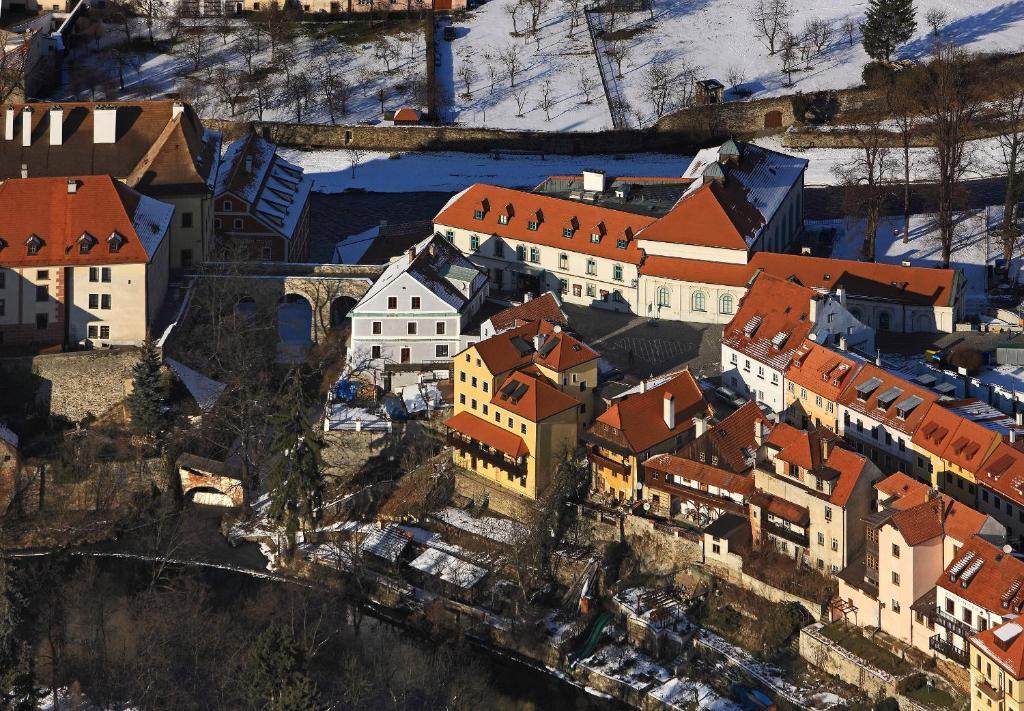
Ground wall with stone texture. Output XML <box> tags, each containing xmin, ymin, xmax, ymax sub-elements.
<box><xmin>622</xmin><ymin>514</ymin><xmax>701</xmax><ymax>577</ymax></box>
<box><xmin>799</xmin><ymin>623</ymin><xmax>898</xmax><ymax>699</ymax></box>
<box><xmin>0</xmin><ymin>347</ymin><xmax>141</xmax><ymax>422</ymax></box>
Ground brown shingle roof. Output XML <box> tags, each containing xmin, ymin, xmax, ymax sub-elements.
<box><xmin>678</xmin><ymin>400</ymin><xmax>767</xmax><ymax>473</ymax></box>
<box><xmin>491</xmin><ymin>370</ymin><xmax>579</xmax><ymax>422</ymax></box>
<box><xmin>786</xmin><ymin>340</ymin><xmax>862</xmax><ymax>402</ymax></box>
<box><xmin>939</xmin><ymin>536</ymin><xmax>1024</xmax><ymax>617</ymax></box>
<box><xmin>487</xmin><ymin>292</ymin><xmax>567</xmax><ymax>332</ymax></box>
<box><xmin>444</xmin><ymin>410</ymin><xmax>529</xmax><ymax>458</ymax></box>
<box><xmin>644</xmin><ymin>453</ymin><xmax>756</xmax><ymax>497</ymax></box>
<box><xmin>721</xmin><ymin>273</ymin><xmax>815</xmax><ymax>370</ymax></box>
<box><xmin>837</xmin><ymin>363</ymin><xmax>937</xmax><ymax>435</ymax></box>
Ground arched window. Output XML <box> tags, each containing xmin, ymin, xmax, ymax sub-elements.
<box><xmin>720</xmin><ymin>293</ymin><xmax>734</xmax><ymax>314</ymax></box>
<box><xmin>692</xmin><ymin>291</ymin><xmax>706</xmax><ymax>312</ymax></box>
<box><xmin>657</xmin><ymin>286</ymin><xmax>670</xmax><ymax>307</ymax></box>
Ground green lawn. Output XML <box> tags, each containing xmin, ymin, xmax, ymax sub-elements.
<box><xmin>904</xmin><ymin>680</ymin><xmax>963</xmax><ymax>709</ymax></box>
<box><xmin>818</xmin><ymin>624</ymin><xmax>912</xmax><ymax>676</ymax></box>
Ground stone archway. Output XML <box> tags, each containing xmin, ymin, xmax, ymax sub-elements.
<box><xmin>330</xmin><ymin>295</ymin><xmax>358</xmax><ymax>330</ymax></box>
<box><xmin>277</xmin><ymin>293</ymin><xmax>314</xmax><ymax>360</ymax></box>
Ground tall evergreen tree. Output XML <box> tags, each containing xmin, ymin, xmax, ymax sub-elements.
<box><xmin>862</xmin><ymin>0</ymin><xmax>917</xmax><ymax>63</ymax></box>
<box><xmin>242</xmin><ymin>625</ymin><xmax>321</xmax><ymax>711</ymax></box>
<box><xmin>0</xmin><ymin>557</ymin><xmax>38</xmax><ymax>710</ymax></box>
<box><xmin>126</xmin><ymin>337</ymin><xmax>167</xmax><ymax>434</ymax></box>
<box><xmin>265</xmin><ymin>373</ymin><xmax>324</xmax><ymax>547</ymax></box>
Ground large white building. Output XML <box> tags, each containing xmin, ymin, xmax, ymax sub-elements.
<box><xmin>347</xmin><ymin>234</ymin><xmax>488</xmax><ymax>382</ymax></box>
<box><xmin>433</xmin><ymin>140</ymin><xmax>963</xmax><ymax>334</ymax></box>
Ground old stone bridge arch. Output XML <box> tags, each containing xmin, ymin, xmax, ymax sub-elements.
<box><xmin>192</xmin><ymin>262</ymin><xmax>384</xmax><ymax>344</ymax></box>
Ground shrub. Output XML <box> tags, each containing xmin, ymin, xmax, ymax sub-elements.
<box><xmin>862</xmin><ymin>61</ymin><xmax>894</xmax><ymax>87</ymax></box>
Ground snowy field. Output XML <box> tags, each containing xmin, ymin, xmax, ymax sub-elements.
<box><xmin>278</xmin><ymin>147</ymin><xmax>690</xmax><ymax>192</ymax></box>
<box><xmin>752</xmin><ymin>134</ymin><xmax>1011</xmax><ymax>185</ymax></box>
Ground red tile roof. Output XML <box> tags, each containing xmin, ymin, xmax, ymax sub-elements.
<box><xmin>487</xmin><ymin>292</ymin><xmax>567</xmax><ymax>332</ymax></box>
<box><xmin>938</xmin><ymin>536</ymin><xmax>1024</xmax><ymax>617</ymax></box>
<box><xmin>765</xmin><ymin>422</ymin><xmax>840</xmax><ymax>470</ymax></box>
<box><xmin>876</xmin><ymin>472</ymin><xmax>931</xmax><ymax>510</ymax></box>
<box><xmin>752</xmin><ymin>491</ymin><xmax>810</xmax><ymax>527</ymax></box>
<box><xmin>588</xmin><ymin>371</ymin><xmax>711</xmax><ymax>453</ymax></box>
<box><xmin>837</xmin><ymin>363</ymin><xmax>937</xmax><ymax>435</ymax></box>
<box><xmin>679</xmin><ymin>400</ymin><xmax>768</xmax><ymax>474</ymax></box>
<box><xmin>979</xmin><ymin>442</ymin><xmax>1024</xmax><ymax>508</ymax></box>
<box><xmin>444</xmin><ymin>410</ymin><xmax>529</xmax><ymax>458</ymax></box>
<box><xmin>721</xmin><ymin>273</ymin><xmax>815</xmax><ymax>370</ymax></box>
<box><xmin>888</xmin><ymin>494</ymin><xmax>989</xmax><ymax>546</ymax></box>
<box><xmin>638</xmin><ymin>255</ymin><xmax>753</xmax><ymax>286</ymax></box>
<box><xmin>634</xmin><ymin>181</ymin><xmax>759</xmax><ymax>251</ymax></box>
<box><xmin>434</xmin><ymin>183</ymin><xmax>652</xmax><ymax>265</ymax></box>
<box><xmin>825</xmin><ymin>446</ymin><xmax>871</xmax><ymax>508</ymax></box>
<box><xmin>786</xmin><ymin>340</ymin><xmax>862</xmax><ymax>402</ymax></box>
<box><xmin>912</xmin><ymin>404</ymin><xmax>1000</xmax><ymax>475</ymax></box>
<box><xmin>469</xmin><ymin>320</ymin><xmax>597</xmax><ymax>376</ymax></box>
<box><xmin>491</xmin><ymin>370</ymin><xmax>579</xmax><ymax>422</ymax></box>
<box><xmin>749</xmin><ymin>252</ymin><xmax>959</xmax><ymax>308</ymax></box>
<box><xmin>973</xmin><ymin>619</ymin><xmax>1024</xmax><ymax>679</ymax></box>
<box><xmin>644</xmin><ymin>453</ymin><xmax>756</xmax><ymax>497</ymax></box>
<box><xmin>393</xmin><ymin>107</ymin><xmax>421</xmax><ymax>122</ymax></box>
<box><xmin>0</xmin><ymin>175</ymin><xmax>165</xmax><ymax>267</ymax></box>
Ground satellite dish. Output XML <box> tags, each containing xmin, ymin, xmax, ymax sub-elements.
<box><xmin>643</xmin><ymin>502</ymin><xmax>651</xmax><ymax>511</ymax></box>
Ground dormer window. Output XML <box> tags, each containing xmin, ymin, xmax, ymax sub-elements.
<box><xmin>527</xmin><ymin>220</ymin><xmax>539</xmax><ymax>231</ymax></box>
<box><xmin>25</xmin><ymin>235</ymin><xmax>42</xmax><ymax>255</ymax></box>
<box><xmin>78</xmin><ymin>232</ymin><xmax>97</xmax><ymax>254</ymax></box>
<box><xmin>0</xmin><ymin>237</ymin><xmax>7</xmax><ymax>251</ymax></box>
<box><xmin>474</xmin><ymin>209</ymin><xmax>485</xmax><ymax>220</ymax></box>
<box><xmin>590</xmin><ymin>233</ymin><xmax>601</xmax><ymax>244</ymax></box>
<box><xmin>616</xmin><ymin>239</ymin><xmax>627</xmax><ymax>249</ymax></box>
<box><xmin>108</xmin><ymin>232</ymin><xmax>126</xmax><ymax>253</ymax></box>
<box><xmin>562</xmin><ymin>227</ymin><xmax>573</xmax><ymax>238</ymax></box>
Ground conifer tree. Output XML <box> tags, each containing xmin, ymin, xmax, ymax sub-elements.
<box><xmin>265</xmin><ymin>373</ymin><xmax>324</xmax><ymax>547</ymax></box>
<box><xmin>0</xmin><ymin>557</ymin><xmax>38</xmax><ymax>710</ymax></box>
<box><xmin>862</xmin><ymin>0</ymin><xmax>917</xmax><ymax>63</ymax></box>
<box><xmin>126</xmin><ymin>337</ymin><xmax>166</xmax><ymax>434</ymax></box>
<box><xmin>242</xmin><ymin>625</ymin><xmax>322</xmax><ymax>711</ymax></box>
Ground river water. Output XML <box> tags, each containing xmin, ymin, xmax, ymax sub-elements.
<box><xmin>18</xmin><ymin>505</ymin><xmax>623</xmax><ymax>711</ymax></box>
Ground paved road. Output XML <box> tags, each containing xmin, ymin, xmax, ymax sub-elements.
<box><xmin>805</xmin><ymin>175</ymin><xmax>1008</xmax><ymax>221</ymax></box>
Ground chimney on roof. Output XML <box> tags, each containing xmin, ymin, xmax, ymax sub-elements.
<box><xmin>93</xmin><ymin>105</ymin><xmax>117</xmax><ymax>144</ymax></box>
<box><xmin>49</xmin><ymin>105</ymin><xmax>63</xmax><ymax>146</ymax></box>
<box><xmin>4</xmin><ymin>106</ymin><xmax>14</xmax><ymax>141</ymax></box>
<box><xmin>640</xmin><ymin>379</ymin><xmax>647</xmax><ymax>393</ymax></box>
<box><xmin>582</xmin><ymin>169</ymin><xmax>606</xmax><ymax>193</ymax></box>
<box><xmin>172</xmin><ymin>101</ymin><xmax>185</xmax><ymax>119</ymax></box>
<box><xmin>876</xmin><ymin>349</ymin><xmax>882</xmax><ymax>367</ymax></box>
<box><xmin>1011</xmin><ymin>429</ymin><xmax>1017</xmax><ymax>445</ymax></box>
<box><xmin>19</xmin><ymin>163</ymin><xmax>27</xmax><ymax>179</ymax></box>
<box><xmin>405</xmin><ymin>246</ymin><xmax>415</xmax><ymax>262</ymax></box>
<box><xmin>821</xmin><ymin>434</ymin><xmax>832</xmax><ymax>462</ymax></box>
<box><xmin>839</xmin><ymin>334</ymin><xmax>848</xmax><ymax>351</ymax></box>
<box><xmin>1016</xmin><ymin>408</ymin><xmax>1023</xmax><ymax>427</ymax></box>
<box><xmin>754</xmin><ymin>420</ymin><xmax>766</xmax><ymax>448</ymax></box>
<box><xmin>533</xmin><ymin>334</ymin><xmax>543</xmax><ymax>352</ymax></box>
<box><xmin>20</xmin><ymin>107</ymin><xmax>32</xmax><ymax>148</ymax></box>
<box><xmin>67</xmin><ymin>179</ymin><xmax>77</xmax><ymax>194</ymax></box>
<box><xmin>523</xmin><ymin>292</ymin><xmax>532</xmax><ymax>303</ymax></box>
<box><xmin>553</xmin><ymin>324</ymin><xmax>562</xmax><ymax>333</ymax></box>
<box><xmin>692</xmin><ymin>412</ymin><xmax>706</xmax><ymax>437</ymax></box>
<box><xmin>663</xmin><ymin>393</ymin><xmax>676</xmax><ymax>430</ymax></box>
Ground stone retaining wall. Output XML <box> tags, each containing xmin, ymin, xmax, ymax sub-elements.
<box><xmin>707</xmin><ymin>561</ymin><xmax>825</xmax><ymax>622</ymax></box>
<box><xmin>0</xmin><ymin>347</ymin><xmax>142</xmax><ymax>423</ymax></box>
<box><xmin>799</xmin><ymin>623</ymin><xmax>898</xmax><ymax>699</ymax></box>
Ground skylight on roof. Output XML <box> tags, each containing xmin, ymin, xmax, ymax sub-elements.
<box><xmin>895</xmin><ymin>395</ymin><xmax>924</xmax><ymax>419</ymax></box>
<box><xmin>856</xmin><ymin>377</ymin><xmax>883</xmax><ymax>400</ymax></box>
<box><xmin>743</xmin><ymin>315</ymin><xmax>762</xmax><ymax>337</ymax></box>
<box><xmin>875</xmin><ymin>387</ymin><xmax>904</xmax><ymax>409</ymax></box>
<box><xmin>770</xmin><ymin>331</ymin><xmax>788</xmax><ymax>349</ymax></box>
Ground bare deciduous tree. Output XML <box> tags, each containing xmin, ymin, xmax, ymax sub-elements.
<box><xmin>576</xmin><ymin>62</ymin><xmax>598</xmax><ymax>104</ymax></box>
<box><xmin>504</xmin><ymin>0</ymin><xmax>523</xmax><ymax>34</ymax></box>
<box><xmin>886</xmin><ymin>75</ymin><xmax>916</xmax><ymax>244</ymax></box>
<box><xmin>925</xmin><ymin>8</ymin><xmax>949</xmax><ymax>36</ymax></box>
<box><xmin>995</xmin><ymin>78</ymin><xmax>1024</xmax><ymax>267</ymax></box>
<box><xmin>176</xmin><ymin>28</ymin><xmax>206</xmax><ymax>74</ymax></box>
<box><xmin>750</xmin><ymin>0</ymin><xmax>793</xmax><ymax>55</ymax></box>
<box><xmin>726</xmin><ymin>65</ymin><xmax>746</xmax><ymax>93</ymax></box>
<box><xmin>841</xmin><ymin>16</ymin><xmax>857</xmax><ymax>46</ymax></box>
<box><xmin>915</xmin><ymin>44</ymin><xmax>981</xmax><ymax>267</ymax></box>
<box><xmin>318</xmin><ymin>59</ymin><xmax>352</xmax><ymax>123</ymax></box>
<box><xmin>499</xmin><ymin>42</ymin><xmax>524</xmax><ymax>86</ymax></box>
<box><xmin>511</xmin><ymin>86</ymin><xmax>530</xmax><ymax>116</ymax></box>
<box><xmin>374</xmin><ymin>36</ymin><xmax>400</xmax><ymax>73</ymax></box>
<box><xmin>606</xmin><ymin>41</ymin><xmax>629</xmax><ymax>78</ymax></box>
<box><xmin>834</xmin><ymin>122</ymin><xmax>897</xmax><ymax>260</ymax></box>
<box><xmin>538</xmin><ymin>79</ymin><xmax>555</xmax><ymax>120</ymax></box>
<box><xmin>642</xmin><ymin>60</ymin><xmax>671</xmax><ymax>118</ymax></box>
<box><xmin>779</xmin><ymin>30</ymin><xmax>799</xmax><ymax>85</ymax></box>
<box><xmin>802</xmin><ymin>17</ymin><xmax>834</xmax><ymax>57</ymax></box>
<box><xmin>563</xmin><ymin>0</ymin><xmax>584</xmax><ymax>36</ymax></box>
<box><xmin>523</xmin><ymin>0</ymin><xmax>545</xmax><ymax>35</ymax></box>
<box><xmin>210</xmin><ymin>65</ymin><xmax>247</xmax><ymax>117</ymax></box>
<box><xmin>458</xmin><ymin>62</ymin><xmax>476</xmax><ymax>98</ymax></box>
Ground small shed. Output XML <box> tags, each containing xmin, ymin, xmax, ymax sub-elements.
<box><xmin>695</xmin><ymin>79</ymin><xmax>725</xmax><ymax>105</ymax></box>
<box><xmin>392</xmin><ymin>107</ymin><xmax>422</xmax><ymax>126</ymax></box>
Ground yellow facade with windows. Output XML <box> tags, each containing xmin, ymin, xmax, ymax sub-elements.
<box><xmin>969</xmin><ymin>638</ymin><xmax>1024</xmax><ymax>710</ymax></box>
<box><xmin>784</xmin><ymin>381</ymin><xmax>841</xmax><ymax>433</ymax></box>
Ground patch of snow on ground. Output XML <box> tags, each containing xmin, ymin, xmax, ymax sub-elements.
<box><xmin>650</xmin><ymin>678</ymin><xmax>739</xmax><ymax>711</ymax></box>
<box><xmin>278</xmin><ymin>148</ymin><xmax>689</xmax><ymax>193</ymax></box>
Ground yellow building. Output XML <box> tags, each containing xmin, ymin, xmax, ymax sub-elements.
<box><xmin>783</xmin><ymin>340</ymin><xmax>861</xmax><ymax>433</ymax></box>
<box><xmin>911</xmin><ymin>402</ymin><xmax>1002</xmax><ymax>505</ymax></box>
<box><xmin>444</xmin><ymin>320</ymin><xmax>597</xmax><ymax>500</ymax></box>
<box><xmin>583</xmin><ymin>370</ymin><xmax>712</xmax><ymax>503</ymax></box>
<box><xmin>971</xmin><ymin>620</ymin><xmax>1024</xmax><ymax>709</ymax></box>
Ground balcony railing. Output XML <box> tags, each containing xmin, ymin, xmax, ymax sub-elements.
<box><xmin>931</xmin><ymin>608</ymin><xmax>976</xmax><ymax>641</ymax></box>
<box><xmin>929</xmin><ymin>634</ymin><xmax>969</xmax><ymax>666</ymax></box>
<box><xmin>447</xmin><ymin>434</ymin><xmax>527</xmax><ymax>478</ymax></box>
<box><xmin>977</xmin><ymin>678</ymin><xmax>1005</xmax><ymax>702</ymax></box>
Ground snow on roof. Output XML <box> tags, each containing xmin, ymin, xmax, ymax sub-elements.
<box><xmin>360</xmin><ymin>524</ymin><xmax>410</xmax><ymax>562</ymax></box>
<box><xmin>353</xmin><ymin>233</ymin><xmax>486</xmax><ymax>314</ymax></box>
<box><xmin>132</xmin><ymin>193</ymin><xmax>175</xmax><ymax>260</ymax></box>
<box><xmin>409</xmin><ymin>547</ymin><xmax>487</xmax><ymax>588</ymax></box>
<box><xmin>0</xmin><ymin>424</ymin><xmax>18</xmax><ymax>449</ymax></box>
<box><xmin>400</xmin><ymin>382</ymin><xmax>445</xmax><ymax>414</ymax></box>
<box><xmin>165</xmin><ymin>357</ymin><xmax>226</xmax><ymax>411</ymax></box>
<box><xmin>332</xmin><ymin>225</ymin><xmax>379</xmax><ymax>264</ymax></box>
<box><xmin>432</xmin><ymin>507</ymin><xmax>525</xmax><ymax>545</ymax></box>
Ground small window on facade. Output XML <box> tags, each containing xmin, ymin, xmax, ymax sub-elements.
<box><xmin>436</xmin><ymin>321</ymin><xmax>445</xmax><ymax>335</ymax></box>
<box><xmin>473</xmin><ymin>209</ymin><xmax>484</xmax><ymax>220</ymax></box>
<box><xmin>470</xmin><ymin>235</ymin><xmax>479</xmax><ymax>250</ymax></box>
<box><xmin>498</xmin><ymin>214</ymin><xmax>509</xmax><ymax>225</ymax></box>
<box><xmin>233</xmin><ymin>218</ymin><xmax>243</xmax><ymax>230</ymax></box>
<box><xmin>616</xmin><ymin>239</ymin><xmax>627</xmax><ymax>249</ymax></box>
<box><xmin>99</xmin><ymin>325</ymin><xmax>109</xmax><ymax>339</ymax></box>
<box><xmin>101</xmin><ymin>267</ymin><xmax>111</xmax><ymax>283</ymax></box>
<box><xmin>411</xmin><ymin>297</ymin><xmax>421</xmax><ymax>309</ymax></box>
<box><xmin>387</xmin><ymin>297</ymin><xmax>397</xmax><ymax>310</ymax></box>
<box><xmin>372</xmin><ymin>321</ymin><xmax>382</xmax><ymax>335</ymax></box>
<box><xmin>182</xmin><ymin>212</ymin><xmax>193</xmax><ymax>228</ymax></box>
<box><xmin>371</xmin><ymin>345</ymin><xmax>381</xmax><ymax>358</ymax></box>
<box><xmin>445</xmin><ymin>229</ymin><xmax>454</xmax><ymax>241</ymax></box>
<box><xmin>612</xmin><ymin>264</ymin><xmax>623</xmax><ymax>281</ymax></box>
<box><xmin>89</xmin><ymin>267</ymin><xmax>99</xmax><ymax>282</ymax></box>
<box><xmin>407</xmin><ymin>322</ymin><xmax>417</xmax><ymax>335</ymax></box>
<box><xmin>562</xmin><ymin>227</ymin><xmax>573</xmax><ymax>238</ymax></box>
<box><xmin>527</xmin><ymin>221</ymin><xmax>538</xmax><ymax>231</ymax></box>
<box><xmin>101</xmin><ymin>294</ymin><xmax>111</xmax><ymax>310</ymax></box>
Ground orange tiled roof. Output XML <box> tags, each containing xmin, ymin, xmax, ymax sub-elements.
<box><xmin>721</xmin><ymin>273</ymin><xmax>815</xmax><ymax>370</ymax></box>
<box><xmin>837</xmin><ymin>363</ymin><xmax>937</xmax><ymax>435</ymax></box>
<box><xmin>938</xmin><ymin>536</ymin><xmax>1024</xmax><ymax>617</ymax></box>
<box><xmin>973</xmin><ymin>619</ymin><xmax>1024</xmax><ymax>680</ymax></box>
<box><xmin>876</xmin><ymin>472</ymin><xmax>931</xmax><ymax>510</ymax></box>
<box><xmin>679</xmin><ymin>400</ymin><xmax>768</xmax><ymax>474</ymax></box>
<box><xmin>644</xmin><ymin>453</ymin><xmax>756</xmax><ymax>497</ymax></box>
<box><xmin>491</xmin><ymin>370</ymin><xmax>579</xmax><ymax>422</ymax></box>
<box><xmin>638</xmin><ymin>255</ymin><xmax>753</xmax><ymax>286</ymax></box>
<box><xmin>825</xmin><ymin>446</ymin><xmax>870</xmax><ymax>508</ymax></box>
<box><xmin>752</xmin><ymin>491</ymin><xmax>810</xmax><ymax>527</ymax></box>
<box><xmin>786</xmin><ymin>340</ymin><xmax>862</xmax><ymax>402</ymax></box>
<box><xmin>469</xmin><ymin>320</ymin><xmax>597</xmax><ymax>376</ymax></box>
<box><xmin>634</xmin><ymin>181</ymin><xmax>760</xmax><ymax>251</ymax></box>
<box><xmin>980</xmin><ymin>442</ymin><xmax>1024</xmax><ymax>508</ymax></box>
<box><xmin>889</xmin><ymin>494</ymin><xmax>989</xmax><ymax>546</ymax></box>
<box><xmin>766</xmin><ymin>422</ymin><xmax>840</xmax><ymax>470</ymax></box>
<box><xmin>912</xmin><ymin>403</ymin><xmax>1000</xmax><ymax>475</ymax></box>
<box><xmin>0</xmin><ymin>175</ymin><xmax>162</xmax><ymax>267</ymax></box>
<box><xmin>444</xmin><ymin>410</ymin><xmax>529</xmax><ymax>458</ymax></box>
<box><xmin>487</xmin><ymin>292</ymin><xmax>567</xmax><ymax>332</ymax></box>
<box><xmin>434</xmin><ymin>183</ymin><xmax>652</xmax><ymax>265</ymax></box>
<box><xmin>589</xmin><ymin>371</ymin><xmax>711</xmax><ymax>453</ymax></box>
<box><xmin>749</xmin><ymin>252</ymin><xmax>959</xmax><ymax>308</ymax></box>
